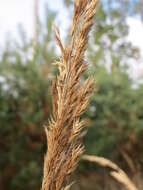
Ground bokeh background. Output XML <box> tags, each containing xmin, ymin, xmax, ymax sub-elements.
<box><xmin>0</xmin><ymin>0</ymin><xmax>143</xmax><ymax>189</ymax></box>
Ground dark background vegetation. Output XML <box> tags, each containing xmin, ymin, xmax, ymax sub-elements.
<box><xmin>0</xmin><ymin>0</ymin><xmax>143</xmax><ymax>189</ymax></box>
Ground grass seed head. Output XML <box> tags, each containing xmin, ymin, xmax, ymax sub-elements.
<box><xmin>41</xmin><ymin>1</ymin><xmax>98</xmax><ymax>190</ymax></box>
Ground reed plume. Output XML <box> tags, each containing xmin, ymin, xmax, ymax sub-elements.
<box><xmin>41</xmin><ymin>0</ymin><xmax>98</xmax><ymax>190</ymax></box>
<box><xmin>83</xmin><ymin>155</ymin><xmax>138</xmax><ymax>190</ymax></box>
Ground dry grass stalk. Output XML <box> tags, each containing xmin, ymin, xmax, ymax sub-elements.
<box><xmin>41</xmin><ymin>1</ymin><xmax>98</xmax><ymax>190</ymax></box>
<box><xmin>82</xmin><ymin>154</ymin><xmax>138</xmax><ymax>190</ymax></box>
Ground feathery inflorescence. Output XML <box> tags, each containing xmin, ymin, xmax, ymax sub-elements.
<box><xmin>41</xmin><ymin>1</ymin><xmax>98</xmax><ymax>190</ymax></box>
<box><xmin>83</xmin><ymin>155</ymin><xmax>138</xmax><ymax>190</ymax></box>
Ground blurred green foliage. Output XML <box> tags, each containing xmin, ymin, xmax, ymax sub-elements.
<box><xmin>0</xmin><ymin>10</ymin><xmax>56</xmax><ymax>190</ymax></box>
<box><xmin>84</xmin><ymin>4</ymin><xmax>143</xmax><ymax>159</ymax></box>
<box><xmin>0</xmin><ymin>1</ymin><xmax>143</xmax><ymax>190</ymax></box>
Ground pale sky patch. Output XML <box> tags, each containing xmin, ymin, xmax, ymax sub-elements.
<box><xmin>0</xmin><ymin>0</ymin><xmax>34</xmax><ymax>42</ymax></box>
<box><xmin>127</xmin><ymin>17</ymin><xmax>143</xmax><ymax>56</ymax></box>
<box><xmin>0</xmin><ymin>0</ymin><xmax>69</xmax><ymax>45</ymax></box>
<box><xmin>126</xmin><ymin>17</ymin><xmax>143</xmax><ymax>79</ymax></box>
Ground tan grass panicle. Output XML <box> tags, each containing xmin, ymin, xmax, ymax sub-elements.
<box><xmin>83</xmin><ymin>155</ymin><xmax>138</xmax><ymax>190</ymax></box>
<box><xmin>41</xmin><ymin>0</ymin><xmax>98</xmax><ymax>190</ymax></box>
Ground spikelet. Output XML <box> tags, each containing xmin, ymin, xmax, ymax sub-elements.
<box><xmin>41</xmin><ymin>1</ymin><xmax>98</xmax><ymax>190</ymax></box>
